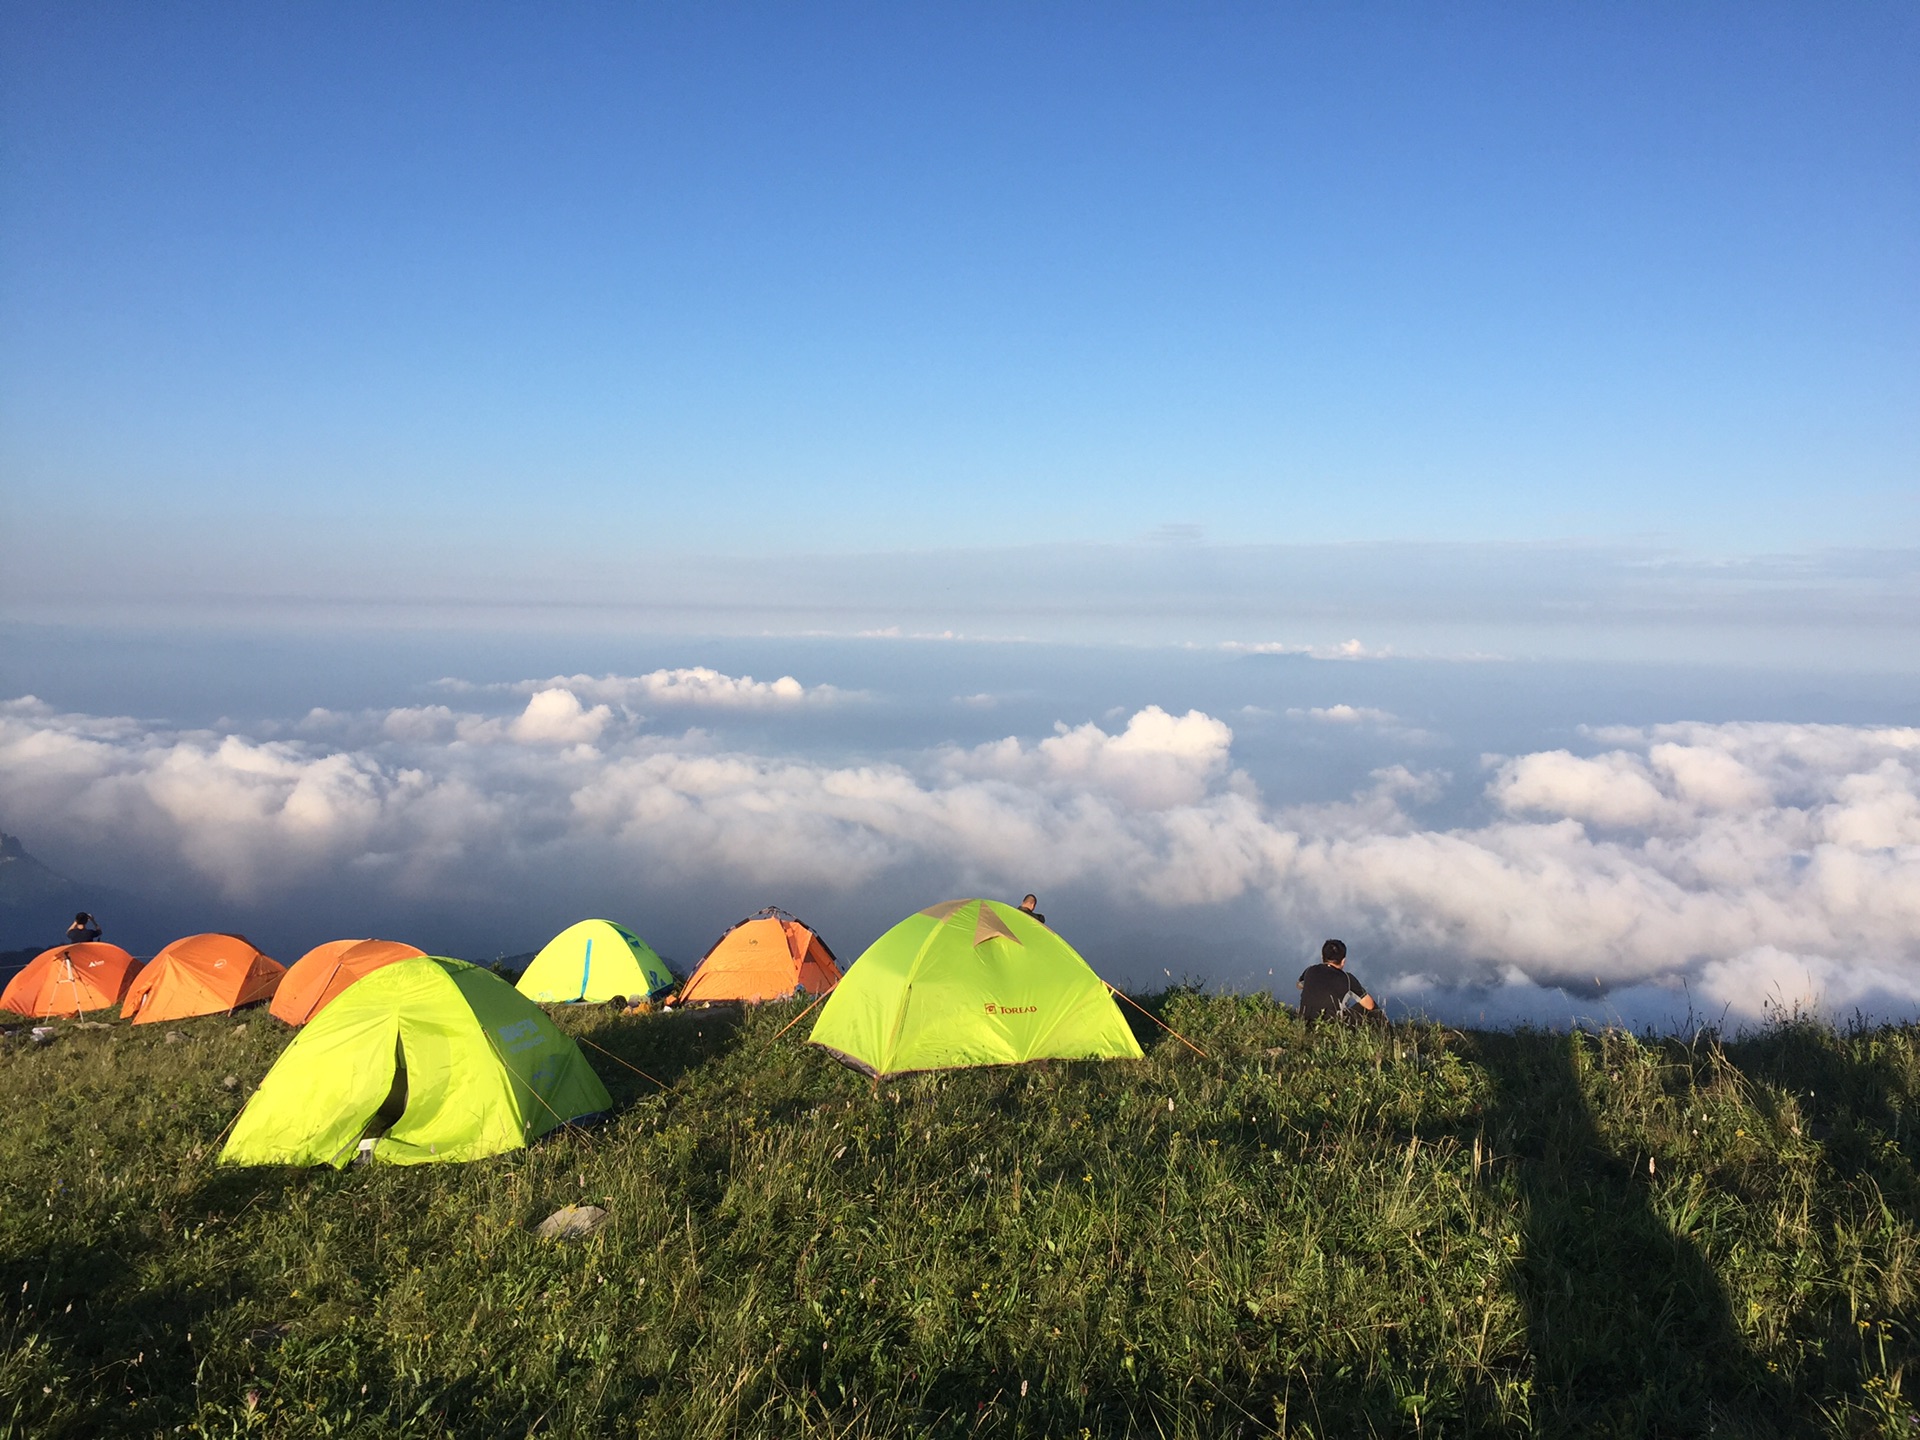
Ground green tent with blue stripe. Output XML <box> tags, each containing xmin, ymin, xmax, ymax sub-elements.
<box><xmin>516</xmin><ymin>918</ymin><xmax>673</xmax><ymax>1004</ymax></box>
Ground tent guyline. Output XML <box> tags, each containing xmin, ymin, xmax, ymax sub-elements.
<box><xmin>480</xmin><ymin>1028</ymin><xmax>592</xmax><ymax>1139</ymax></box>
<box><xmin>769</xmin><ymin>992</ymin><xmax>827</xmax><ymax>1044</ymax></box>
<box><xmin>573</xmin><ymin>1033</ymin><xmax>669</xmax><ymax>1090</ymax></box>
<box><xmin>1106</xmin><ymin>984</ymin><xmax>1210</xmax><ymax>1059</ymax></box>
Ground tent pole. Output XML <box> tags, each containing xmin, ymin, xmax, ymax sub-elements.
<box><xmin>312</xmin><ymin>956</ymin><xmax>350</xmax><ymax>1022</ymax></box>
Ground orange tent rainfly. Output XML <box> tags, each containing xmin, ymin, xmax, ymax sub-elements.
<box><xmin>270</xmin><ymin>939</ymin><xmax>426</xmax><ymax>1026</ymax></box>
<box><xmin>677</xmin><ymin>908</ymin><xmax>842</xmax><ymax>1005</ymax></box>
<box><xmin>0</xmin><ymin>943</ymin><xmax>142</xmax><ymax>1017</ymax></box>
<box><xmin>122</xmin><ymin>933</ymin><xmax>285</xmax><ymax>1024</ymax></box>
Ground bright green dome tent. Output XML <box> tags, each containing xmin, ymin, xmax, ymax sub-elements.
<box><xmin>809</xmin><ymin>899</ymin><xmax>1144</xmax><ymax>1078</ymax></box>
<box><xmin>516</xmin><ymin>919</ymin><xmax>674</xmax><ymax>1004</ymax></box>
<box><xmin>221</xmin><ymin>957</ymin><xmax>611</xmax><ymax>1168</ymax></box>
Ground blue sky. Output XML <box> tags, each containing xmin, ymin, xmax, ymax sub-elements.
<box><xmin>2</xmin><ymin>10</ymin><xmax>1918</xmax><ymax>1021</ymax></box>
<box><xmin>3</xmin><ymin>2</ymin><xmax>1915</xmax><ymax>586</ymax></box>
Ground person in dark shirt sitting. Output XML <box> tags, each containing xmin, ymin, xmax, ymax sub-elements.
<box><xmin>1017</xmin><ymin>894</ymin><xmax>1046</xmax><ymax>925</ymax></box>
<box><xmin>66</xmin><ymin>911</ymin><xmax>101</xmax><ymax>945</ymax></box>
<box><xmin>1297</xmin><ymin>939</ymin><xmax>1380</xmax><ymax>1025</ymax></box>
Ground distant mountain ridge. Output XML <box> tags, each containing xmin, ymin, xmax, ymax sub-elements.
<box><xmin>0</xmin><ymin>829</ymin><xmax>183</xmax><ymax>954</ymax></box>
<box><xmin>0</xmin><ymin>832</ymin><xmax>89</xmax><ymax>981</ymax></box>
<box><xmin>0</xmin><ymin>831</ymin><xmax>81</xmax><ymax>908</ymax></box>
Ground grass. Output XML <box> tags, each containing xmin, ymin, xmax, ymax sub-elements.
<box><xmin>2</xmin><ymin>991</ymin><xmax>1918</xmax><ymax>1437</ymax></box>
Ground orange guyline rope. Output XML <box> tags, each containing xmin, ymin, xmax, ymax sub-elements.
<box><xmin>574</xmin><ymin>1032</ymin><xmax>669</xmax><ymax>1090</ymax></box>
<box><xmin>1107</xmin><ymin>984</ymin><xmax>1209</xmax><ymax>1059</ymax></box>
<box><xmin>482</xmin><ymin>1029</ymin><xmax>598</xmax><ymax>1139</ymax></box>
<box><xmin>768</xmin><ymin>992</ymin><xmax>828</xmax><ymax>1044</ymax></box>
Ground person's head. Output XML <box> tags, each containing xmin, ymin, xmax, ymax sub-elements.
<box><xmin>1020</xmin><ymin>894</ymin><xmax>1039</xmax><ymax>911</ymax></box>
<box><xmin>1321</xmin><ymin>938</ymin><xmax>1347</xmax><ymax>967</ymax></box>
<box><xmin>74</xmin><ymin>912</ymin><xmax>90</xmax><ymax>924</ymax></box>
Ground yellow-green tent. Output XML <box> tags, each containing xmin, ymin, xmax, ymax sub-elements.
<box><xmin>516</xmin><ymin>919</ymin><xmax>674</xmax><ymax>1004</ymax></box>
<box><xmin>809</xmin><ymin>899</ymin><xmax>1143</xmax><ymax>1078</ymax></box>
<box><xmin>220</xmin><ymin>957</ymin><xmax>610</xmax><ymax>1168</ymax></box>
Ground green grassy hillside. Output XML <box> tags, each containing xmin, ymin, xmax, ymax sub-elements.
<box><xmin>2</xmin><ymin>995</ymin><xmax>1916</xmax><ymax>1437</ymax></box>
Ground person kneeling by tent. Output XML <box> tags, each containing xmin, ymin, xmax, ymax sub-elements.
<box><xmin>1297</xmin><ymin>939</ymin><xmax>1383</xmax><ymax>1027</ymax></box>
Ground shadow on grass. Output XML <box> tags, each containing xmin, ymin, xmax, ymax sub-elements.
<box><xmin>1721</xmin><ymin>1022</ymin><xmax>1920</xmax><ymax>1425</ymax></box>
<box><xmin>0</xmin><ymin>1232</ymin><xmax>250</xmax><ymax>1439</ymax></box>
<box><xmin>1725</xmin><ymin>1020</ymin><xmax>1920</xmax><ymax>1218</ymax></box>
<box><xmin>573</xmin><ymin>1004</ymin><xmax>748</xmax><ymax>1104</ymax></box>
<box><xmin>1469</xmin><ymin>1031</ymin><xmax>1780</xmax><ymax>1438</ymax></box>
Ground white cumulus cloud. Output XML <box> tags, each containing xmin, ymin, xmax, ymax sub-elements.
<box><xmin>1288</xmin><ymin>704</ymin><xmax>1399</xmax><ymax>725</ymax></box>
<box><xmin>482</xmin><ymin>667</ymin><xmax>843</xmax><ymax>709</ymax></box>
<box><xmin>1</xmin><ymin>696</ymin><xmax>1915</xmax><ymax>1026</ymax></box>
<box><xmin>509</xmin><ymin>689</ymin><xmax>612</xmax><ymax>746</ymax></box>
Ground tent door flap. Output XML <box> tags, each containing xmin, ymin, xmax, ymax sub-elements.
<box><xmin>363</xmin><ymin>1034</ymin><xmax>409</xmax><ymax>1141</ymax></box>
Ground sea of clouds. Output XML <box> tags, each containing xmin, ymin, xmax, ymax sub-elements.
<box><xmin>3</xmin><ymin>665</ymin><xmax>1916</xmax><ymax>1029</ymax></box>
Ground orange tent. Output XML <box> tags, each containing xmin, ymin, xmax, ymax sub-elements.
<box><xmin>122</xmin><ymin>933</ymin><xmax>284</xmax><ymax>1025</ymax></box>
<box><xmin>270</xmin><ymin>938</ymin><xmax>425</xmax><ymax>1025</ymax></box>
<box><xmin>678</xmin><ymin>909</ymin><xmax>842</xmax><ymax>1005</ymax></box>
<box><xmin>0</xmin><ymin>943</ymin><xmax>142</xmax><ymax>1017</ymax></box>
